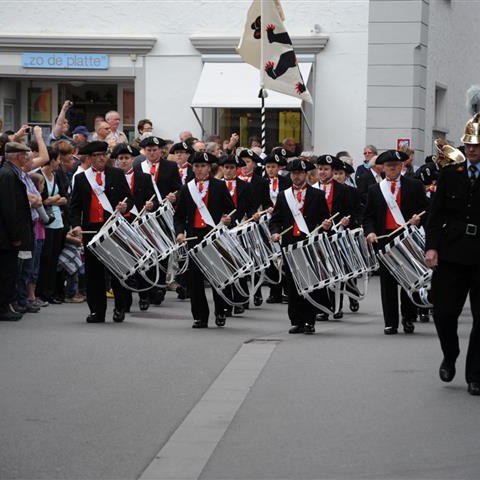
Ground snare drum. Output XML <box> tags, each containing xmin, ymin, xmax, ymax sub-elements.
<box><xmin>377</xmin><ymin>225</ymin><xmax>432</xmax><ymax>307</ymax></box>
<box><xmin>189</xmin><ymin>226</ymin><xmax>254</xmax><ymax>292</ymax></box>
<box><xmin>87</xmin><ymin>214</ymin><xmax>158</xmax><ymax>288</ymax></box>
<box><xmin>231</xmin><ymin>221</ymin><xmax>270</xmax><ymax>274</ymax></box>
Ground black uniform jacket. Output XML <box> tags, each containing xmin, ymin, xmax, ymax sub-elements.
<box><xmin>69</xmin><ymin>166</ymin><xmax>134</xmax><ymax>230</ymax></box>
<box><xmin>345</xmin><ymin>184</ymin><xmax>362</xmax><ymax>229</ymax></box>
<box><xmin>363</xmin><ymin>175</ymin><xmax>428</xmax><ymax>237</ymax></box>
<box><xmin>0</xmin><ymin>162</ymin><xmax>33</xmax><ymax>251</ymax></box>
<box><xmin>356</xmin><ymin>169</ymin><xmax>380</xmax><ymax>212</ymax></box>
<box><xmin>248</xmin><ymin>173</ymin><xmax>266</xmax><ymax>211</ymax></box>
<box><xmin>229</xmin><ymin>178</ymin><xmax>255</xmax><ymax>225</ymax></box>
<box><xmin>326</xmin><ymin>180</ymin><xmax>355</xmax><ymax>224</ymax></box>
<box><xmin>269</xmin><ymin>185</ymin><xmax>330</xmax><ymax>246</ymax></box>
<box><xmin>131</xmin><ymin>170</ymin><xmax>156</xmax><ymax>211</ymax></box>
<box><xmin>174</xmin><ymin>177</ymin><xmax>235</xmax><ymax>238</ymax></box>
<box><xmin>261</xmin><ymin>175</ymin><xmax>292</xmax><ymax>208</ymax></box>
<box><xmin>134</xmin><ymin>158</ymin><xmax>182</xmax><ymax>200</ymax></box>
<box><xmin>426</xmin><ymin>162</ymin><xmax>480</xmax><ymax>265</ymax></box>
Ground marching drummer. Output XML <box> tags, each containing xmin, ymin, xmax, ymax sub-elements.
<box><xmin>261</xmin><ymin>150</ymin><xmax>291</xmax><ymax>305</ymax></box>
<box><xmin>110</xmin><ymin>143</ymin><xmax>156</xmax><ymax>312</ymax></box>
<box><xmin>269</xmin><ymin>159</ymin><xmax>332</xmax><ymax>334</ymax></box>
<box><xmin>170</xmin><ymin>141</ymin><xmax>194</xmax><ymax>186</ymax></box>
<box><xmin>69</xmin><ymin>141</ymin><xmax>134</xmax><ymax>323</ymax></box>
<box><xmin>174</xmin><ymin>152</ymin><xmax>235</xmax><ymax>329</ymax></box>
<box><xmin>135</xmin><ymin>136</ymin><xmax>182</xmax><ymax>306</ymax></box>
<box><xmin>363</xmin><ymin>150</ymin><xmax>428</xmax><ymax>335</ymax></box>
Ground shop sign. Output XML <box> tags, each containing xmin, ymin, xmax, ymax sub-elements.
<box><xmin>21</xmin><ymin>52</ymin><xmax>109</xmax><ymax>70</ymax></box>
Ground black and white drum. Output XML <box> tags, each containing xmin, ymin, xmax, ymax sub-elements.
<box><xmin>87</xmin><ymin>214</ymin><xmax>159</xmax><ymax>289</ymax></box>
<box><xmin>377</xmin><ymin>225</ymin><xmax>432</xmax><ymax>307</ymax></box>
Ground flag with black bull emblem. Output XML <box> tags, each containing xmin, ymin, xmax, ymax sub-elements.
<box><xmin>237</xmin><ymin>0</ymin><xmax>312</xmax><ymax>104</ymax></box>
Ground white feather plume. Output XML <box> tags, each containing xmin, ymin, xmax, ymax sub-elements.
<box><xmin>466</xmin><ymin>85</ymin><xmax>480</xmax><ymax>116</ymax></box>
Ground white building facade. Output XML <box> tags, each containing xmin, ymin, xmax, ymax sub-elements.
<box><xmin>0</xmin><ymin>0</ymin><xmax>477</xmax><ymax>164</ymax></box>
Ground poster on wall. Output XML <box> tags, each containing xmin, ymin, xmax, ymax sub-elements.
<box><xmin>28</xmin><ymin>88</ymin><xmax>52</xmax><ymax>124</ymax></box>
<box><xmin>396</xmin><ymin>138</ymin><xmax>411</xmax><ymax>151</ymax></box>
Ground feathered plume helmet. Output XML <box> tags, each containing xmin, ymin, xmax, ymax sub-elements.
<box><xmin>466</xmin><ymin>85</ymin><xmax>480</xmax><ymax>116</ymax></box>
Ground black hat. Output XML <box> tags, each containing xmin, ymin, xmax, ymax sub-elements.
<box><xmin>415</xmin><ymin>162</ymin><xmax>439</xmax><ymax>186</ymax></box>
<box><xmin>78</xmin><ymin>141</ymin><xmax>108</xmax><ymax>155</ymax></box>
<box><xmin>218</xmin><ymin>155</ymin><xmax>246</xmax><ymax>167</ymax></box>
<box><xmin>271</xmin><ymin>146</ymin><xmax>296</xmax><ymax>159</ymax></box>
<box><xmin>316</xmin><ymin>154</ymin><xmax>343</xmax><ymax>169</ymax></box>
<box><xmin>334</xmin><ymin>161</ymin><xmax>355</xmax><ymax>175</ymax></box>
<box><xmin>375</xmin><ymin>150</ymin><xmax>409</xmax><ymax>165</ymax></box>
<box><xmin>264</xmin><ymin>151</ymin><xmax>287</xmax><ymax>166</ymax></box>
<box><xmin>110</xmin><ymin>144</ymin><xmax>139</xmax><ymax>159</ymax></box>
<box><xmin>190</xmin><ymin>151</ymin><xmax>217</xmax><ymax>165</ymax></box>
<box><xmin>139</xmin><ymin>136</ymin><xmax>167</xmax><ymax>148</ymax></box>
<box><xmin>286</xmin><ymin>159</ymin><xmax>316</xmax><ymax>172</ymax></box>
<box><xmin>238</xmin><ymin>149</ymin><xmax>262</xmax><ymax>163</ymax></box>
<box><xmin>170</xmin><ymin>141</ymin><xmax>194</xmax><ymax>155</ymax></box>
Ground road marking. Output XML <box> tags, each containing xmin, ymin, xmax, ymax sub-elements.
<box><xmin>139</xmin><ymin>341</ymin><xmax>278</xmax><ymax>480</ymax></box>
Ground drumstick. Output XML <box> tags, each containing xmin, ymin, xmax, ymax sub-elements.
<box><xmin>376</xmin><ymin>210</ymin><xmax>427</xmax><ymax>240</ymax></box>
<box><xmin>104</xmin><ymin>197</ymin><xmax>128</xmax><ymax>227</ymax></box>
<box><xmin>333</xmin><ymin>215</ymin><xmax>351</xmax><ymax>229</ymax></box>
<box><xmin>279</xmin><ymin>225</ymin><xmax>293</xmax><ymax>237</ymax></box>
<box><xmin>238</xmin><ymin>208</ymin><xmax>270</xmax><ymax>227</ymax></box>
<box><xmin>310</xmin><ymin>212</ymin><xmax>340</xmax><ymax>235</ymax></box>
<box><xmin>205</xmin><ymin>209</ymin><xmax>238</xmax><ymax>239</ymax></box>
<box><xmin>80</xmin><ymin>230</ymin><xmax>97</xmax><ymax>234</ymax></box>
<box><xmin>161</xmin><ymin>191</ymin><xmax>179</xmax><ymax>204</ymax></box>
<box><xmin>183</xmin><ymin>236</ymin><xmax>198</xmax><ymax>242</ymax></box>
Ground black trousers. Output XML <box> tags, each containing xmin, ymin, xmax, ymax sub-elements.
<box><xmin>37</xmin><ymin>228</ymin><xmax>64</xmax><ymax>301</ymax></box>
<box><xmin>432</xmin><ymin>261</ymin><xmax>480</xmax><ymax>383</ymax></box>
<box><xmin>379</xmin><ymin>262</ymin><xmax>417</xmax><ymax>328</ymax></box>
<box><xmin>84</xmin><ymin>247</ymin><xmax>128</xmax><ymax>318</ymax></box>
<box><xmin>0</xmin><ymin>249</ymin><xmax>19</xmax><ymax>311</ymax></box>
<box><xmin>284</xmin><ymin>266</ymin><xmax>316</xmax><ymax>327</ymax></box>
<box><xmin>188</xmin><ymin>257</ymin><xmax>227</xmax><ymax>323</ymax></box>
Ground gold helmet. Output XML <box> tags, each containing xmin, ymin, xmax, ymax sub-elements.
<box><xmin>433</xmin><ymin>138</ymin><xmax>465</xmax><ymax>168</ymax></box>
<box><xmin>461</xmin><ymin>113</ymin><xmax>480</xmax><ymax>144</ymax></box>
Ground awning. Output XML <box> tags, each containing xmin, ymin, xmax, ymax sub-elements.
<box><xmin>191</xmin><ymin>62</ymin><xmax>312</xmax><ymax>109</ymax></box>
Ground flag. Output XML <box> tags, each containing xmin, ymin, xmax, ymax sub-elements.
<box><xmin>236</xmin><ymin>0</ymin><xmax>312</xmax><ymax>104</ymax></box>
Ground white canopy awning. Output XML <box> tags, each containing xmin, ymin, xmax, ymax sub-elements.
<box><xmin>191</xmin><ymin>62</ymin><xmax>312</xmax><ymax>109</ymax></box>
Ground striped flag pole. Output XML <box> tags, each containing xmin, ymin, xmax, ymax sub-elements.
<box><xmin>259</xmin><ymin>88</ymin><xmax>267</xmax><ymax>154</ymax></box>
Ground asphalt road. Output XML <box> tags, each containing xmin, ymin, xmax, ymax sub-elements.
<box><xmin>0</xmin><ymin>278</ymin><xmax>478</xmax><ymax>480</ymax></box>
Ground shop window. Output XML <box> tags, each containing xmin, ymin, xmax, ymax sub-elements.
<box><xmin>216</xmin><ymin>108</ymin><xmax>301</xmax><ymax>150</ymax></box>
<box><xmin>123</xmin><ymin>88</ymin><xmax>135</xmax><ymax>141</ymax></box>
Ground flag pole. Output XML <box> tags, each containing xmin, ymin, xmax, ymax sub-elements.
<box><xmin>259</xmin><ymin>0</ymin><xmax>266</xmax><ymax>154</ymax></box>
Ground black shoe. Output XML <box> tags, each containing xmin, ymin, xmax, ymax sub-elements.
<box><xmin>139</xmin><ymin>299</ymin><xmax>150</xmax><ymax>311</ymax></box>
<box><xmin>304</xmin><ymin>323</ymin><xmax>315</xmax><ymax>335</ymax></box>
<box><xmin>11</xmin><ymin>303</ymin><xmax>27</xmax><ymax>314</ymax></box>
<box><xmin>233</xmin><ymin>306</ymin><xmax>245</xmax><ymax>315</ymax></box>
<box><xmin>468</xmin><ymin>382</ymin><xmax>480</xmax><ymax>395</ymax></box>
<box><xmin>419</xmin><ymin>312</ymin><xmax>430</xmax><ymax>323</ymax></box>
<box><xmin>266</xmin><ymin>295</ymin><xmax>282</xmax><ymax>304</ymax></box>
<box><xmin>316</xmin><ymin>313</ymin><xmax>329</xmax><ymax>322</ymax></box>
<box><xmin>0</xmin><ymin>309</ymin><xmax>22</xmax><ymax>321</ymax></box>
<box><xmin>151</xmin><ymin>288</ymin><xmax>166</xmax><ymax>305</ymax></box>
<box><xmin>86</xmin><ymin>313</ymin><xmax>105</xmax><ymax>323</ymax></box>
<box><xmin>49</xmin><ymin>297</ymin><xmax>63</xmax><ymax>305</ymax></box>
<box><xmin>24</xmin><ymin>303</ymin><xmax>40</xmax><ymax>313</ymax></box>
<box><xmin>215</xmin><ymin>313</ymin><xmax>226</xmax><ymax>327</ymax></box>
<box><xmin>225</xmin><ymin>308</ymin><xmax>232</xmax><ymax>317</ymax></box>
<box><xmin>253</xmin><ymin>295</ymin><xmax>263</xmax><ymax>307</ymax></box>
<box><xmin>402</xmin><ymin>319</ymin><xmax>415</xmax><ymax>334</ymax></box>
<box><xmin>176</xmin><ymin>285</ymin><xmax>187</xmax><ymax>300</ymax></box>
<box><xmin>349</xmin><ymin>299</ymin><xmax>360</xmax><ymax>312</ymax></box>
<box><xmin>192</xmin><ymin>319</ymin><xmax>208</xmax><ymax>328</ymax></box>
<box><xmin>384</xmin><ymin>326</ymin><xmax>398</xmax><ymax>335</ymax></box>
<box><xmin>439</xmin><ymin>359</ymin><xmax>456</xmax><ymax>383</ymax></box>
<box><xmin>333</xmin><ymin>311</ymin><xmax>343</xmax><ymax>320</ymax></box>
<box><xmin>289</xmin><ymin>325</ymin><xmax>304</xmax><ymax>334</ymax></box>
<box><xmin>113</xmin><ymin>309</ymin><xmax>125</xmax><ymax>323</ymax></box>
<box><xmin>281</xmin><ymin>295</ymin><xmax>289</xmax><ymax>304</ymax></box>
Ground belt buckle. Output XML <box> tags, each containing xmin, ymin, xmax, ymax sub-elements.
<box><xmin>466</xmin><ymin>223</ymin><xmax>477</xmax><ymax>236</ymax></box>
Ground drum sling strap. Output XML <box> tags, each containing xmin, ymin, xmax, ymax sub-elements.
<box><xmin>187</xmin><ymin>179</ymin><xmax>216</xmax><ymax>228</ymax></box>
<box><xmin>379</xmin><ymin>179</ymin><xmax>405</xmax><ymax>226</ymax></box>
<box><xmin>85</xmin><ymin>168</ymin><xmax>114</xmax><ymax>214</ymax></box>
